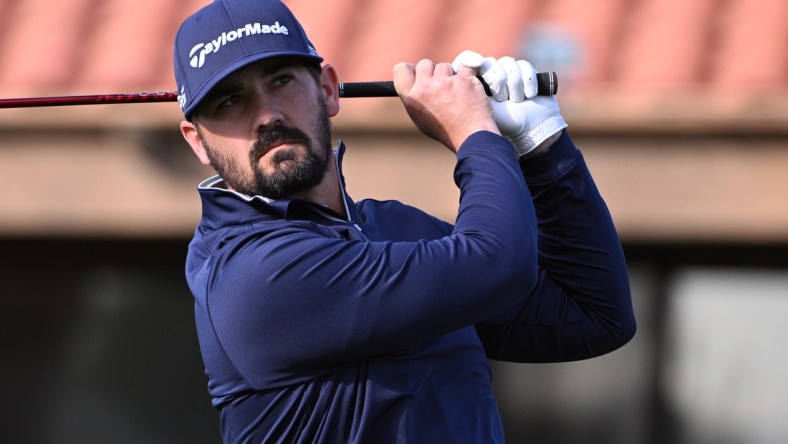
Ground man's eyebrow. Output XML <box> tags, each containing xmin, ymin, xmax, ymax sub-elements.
<box><xmin>203</xmin><ymin>82</ymin><xmax>242</xmax><ymax>104</ymax></box>
<box><xmin>203</xmin><ymin>60</ymin><xmax>300</xmax><ymax>102</ymax></box>
<box><xmin>260</xmin><ymin>60</ymin><xmax>295</xmax><ymax>76</ymax></box>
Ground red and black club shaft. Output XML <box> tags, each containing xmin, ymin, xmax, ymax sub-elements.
<box><xmin>0</xmin><ymin>72</ymin><xmax>557</xmax><ymax>109</ymax></box>
<box><xmin>0</xmin><ymin>91</ymin><xmax>179</xmax><ymax>108</ymax></box>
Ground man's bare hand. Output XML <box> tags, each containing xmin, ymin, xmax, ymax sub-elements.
<box><xmin>393</xmin><ymin>59</ymin><xmax>499</xmax><ymax>153</ymax></box>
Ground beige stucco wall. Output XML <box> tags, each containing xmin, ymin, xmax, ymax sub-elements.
<box><xmin>1</xmin><ymin>99</ymin><xmax>787</xmax><ymax>242</ymax></box>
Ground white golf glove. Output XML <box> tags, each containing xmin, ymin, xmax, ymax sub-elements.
<box><xmin>452</xmin><ymin>50</ymin><xmax>567</xmax><ymax>156</ymax></box>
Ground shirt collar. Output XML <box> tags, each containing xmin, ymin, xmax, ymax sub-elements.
<box><xmin>196</xmin><ymin>140</ymin><xmax>357</xmax><ymax>226</ymax></box>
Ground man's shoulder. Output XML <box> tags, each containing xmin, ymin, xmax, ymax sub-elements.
<box><xmin>355</xmin><ymin>198</ymin><xmax>453</xmax><ymax>240</ymax></box>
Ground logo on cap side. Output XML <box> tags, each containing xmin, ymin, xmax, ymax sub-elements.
<box><xmin>188</xmin><ymin>21</ymin><xmax>291</xmax><ymax>69</ymax></box>
<box><xmin>177</xmin><ymin>86</ymin><xmax>187</xmax><ymax>110</ymax></box>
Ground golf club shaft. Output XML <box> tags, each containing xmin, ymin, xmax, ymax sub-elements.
<box><xmin>0</xmin><ymin>72</ymin><xmax>557</xmax><ymax>109</ymax></box>
<box><xmin>341</xmin><ymin>72</ymin><xmax>557</xmax><ymax>98</ymax></box>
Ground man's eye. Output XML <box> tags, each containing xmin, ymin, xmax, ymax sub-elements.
<box><xmin>273</xmin><ymin>74</ymin><xmax>294</xmax><ymax>87</ymax></box>
<box><xmin>218</xmin><ymin>95</ymin><xmax>242</xmax><ymax>109</ymax></box>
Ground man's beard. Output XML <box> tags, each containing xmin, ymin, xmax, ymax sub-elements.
<box><xmin>202</xmin><ymin>97</ymin><xmax>333</xmax><ymax>199</ymax></box>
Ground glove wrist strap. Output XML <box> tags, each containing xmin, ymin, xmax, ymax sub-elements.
<box><xmin>511</xmin><ymin>116</ymin><xmax>568</xmax><ymax>157</ymax></box>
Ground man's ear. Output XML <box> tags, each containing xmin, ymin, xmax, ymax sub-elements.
<box><xmin>180</xmin><ymin>120</ymin><xmax>211</xmax><ymax>165</ymax></box>
<box><xmin>320</xmin><ymin>64</ymin><xmax>340</xmax><ymax>117</ymax></box>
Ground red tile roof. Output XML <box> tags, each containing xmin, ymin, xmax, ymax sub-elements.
<box><xmin>0</xmin><ymin>0</ymin><xmax>786</xmax><ymax>127</ymax></box>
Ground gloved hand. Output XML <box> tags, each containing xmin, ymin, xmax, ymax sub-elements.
<box><xmin>452</xmin><ymin>50</ymin><xmax>567</xmax><ymax>156</ymax></box>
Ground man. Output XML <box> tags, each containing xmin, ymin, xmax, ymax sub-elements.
<box><xmin>174</xmin><ymin>0</ymin><xmax>636</xmax><ymax>442</ymax></box>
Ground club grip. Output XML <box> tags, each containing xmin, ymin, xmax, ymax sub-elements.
<box><xmin>339</xmin><ymin>81</ymin><xmax>397</xmax><ymax>98</ymax></box>
<box><xmin>339</xmin><ymin>72</ymin><xmax>558</xmax><ymax>98</ymax></box>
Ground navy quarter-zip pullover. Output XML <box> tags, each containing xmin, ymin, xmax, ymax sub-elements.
<box><xmin>185</xmin><ymin>130</ymin><xmax>636</xmax><ymax>443</ymax></box>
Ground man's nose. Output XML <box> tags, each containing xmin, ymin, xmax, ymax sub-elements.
<box><xmin>250</xmin><ymin>92</ymin><xmax>285</xmax><ymax>129</ymax></box>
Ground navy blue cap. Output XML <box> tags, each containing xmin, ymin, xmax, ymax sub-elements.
<box><xmin>173</xmin><ymin>0</ymin><xmax>323</xmax><ymax>117</ymax></box>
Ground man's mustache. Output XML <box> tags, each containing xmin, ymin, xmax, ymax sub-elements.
<box><xmin>249</xmin><ymin>126</ymin><xmax>312</xmax><ymax>164</ymax></box>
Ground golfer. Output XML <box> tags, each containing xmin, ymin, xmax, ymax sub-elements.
<box><xmin>174</xmin><ymin>0</ymin><xmax>636</xmax><ymax>442</ymax></box>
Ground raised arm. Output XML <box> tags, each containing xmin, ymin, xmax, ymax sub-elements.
<box><xmin>451</xmin><ymin>51</ymin><xmax>635</xmax><ymax>361</ymax></box>
<box><xmin>476</xmin><ymin>131</ymin><xmax>636</xmax><ymax>362</ymax></box>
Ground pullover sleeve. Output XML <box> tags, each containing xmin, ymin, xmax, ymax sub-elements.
<box><xmin>202</xmin><ymin>131</ymin><xmax>541</xmax><ymax>388</ymax></box>
<box><xmin>475</xmin><ymin>131</ymin><xmax>636</xmax><ymax>362</ymax></box>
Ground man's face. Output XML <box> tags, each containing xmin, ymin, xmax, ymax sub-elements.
<box><xmin>182</xmin><ymin>58</ymin><xmax>337</xmax><ymax>199</ymax></box>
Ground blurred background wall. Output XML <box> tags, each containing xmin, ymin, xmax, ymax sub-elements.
<box><xmin>1</xmin><ymin>0</ymin><xmax>787</xmax><ymax>443</ymax></box>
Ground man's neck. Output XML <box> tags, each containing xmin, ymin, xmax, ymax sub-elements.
<box><xmin>288</xmin><ymin>152</ymin><xmax>347</xmax><ymax>219</ymax></box>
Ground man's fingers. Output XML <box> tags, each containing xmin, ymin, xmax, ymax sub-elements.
<box><xmin>414</xmin><ymin>59</ymin><xmax>437</xmax><ymax>79</ymax></box>
<box><xmin>499</xmin><ymin>57</ymin><xmax>524</xmax><ymax>102</ymax></box>
<box><xmin>517</xmin><ymin>60</ymin><xmax>539</xmax><ymax>99</ymax></box>
<box><xmin>395</xmin><ymin>60</ymin><xmax>476</xmax><ymax>97</ymax></box>
<box><xmin>434</xmin><ymin>62</ymin><xmax>455</xmax><ymax>77</ymax></box>
<box><xmin>392</xmin><ymin>62</ymin><xmax>416</xmax><ymax>98</ymax></box>
<box><xmin>479</xmin><ymin>57</ymin><xmax>508</xmax><ymax>101</ymax></box>
<box><xmin>451</xmin><ymin>49</ymin><xmax>485</xmax><ymax>73</ymax></box>
<box><xmin>455</xmin><ymin>65</ymin><xmax>478</xmax><ymax>78</ymax></box>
